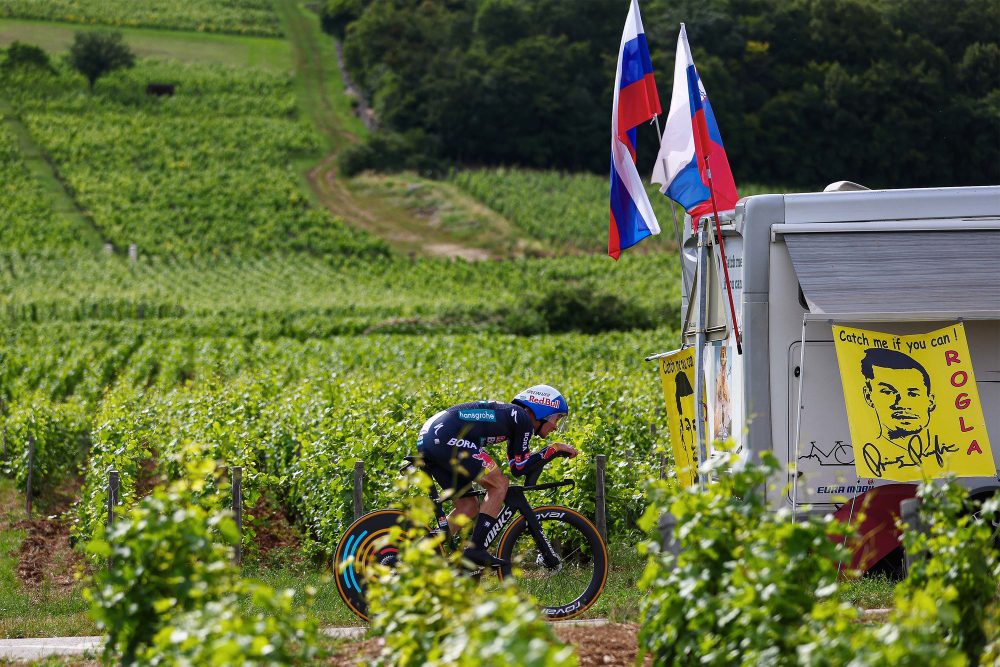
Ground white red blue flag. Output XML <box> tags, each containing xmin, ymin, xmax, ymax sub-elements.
<box><xmin>651</xmin><ymin>24</ymin><xmax>739</xmax><ymax>230</ymax></box>
<box><xmin>609</xmin><ymin>0</ymin><xmax>661</xmax><ymax>260</ymax></box>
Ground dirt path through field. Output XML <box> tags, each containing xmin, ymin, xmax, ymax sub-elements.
<box><xmin>277</xmin><ymin>0</ymin><xmax>516</xmax><ymax>260</ymax></box>
<box><xmin>4</xmin><ymin>477</ymin><xmax>84</xmax><ymax>593</ymax></box>
<box><xmin>327</xmin><ymin>622</ymin><xmax>650</xmax><ymax>665</ymax></box>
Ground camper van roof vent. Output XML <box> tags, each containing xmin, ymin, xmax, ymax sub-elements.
<box><xmin>823</xmin><ymin>180</ymin><xmax>870</xmax><ymax>192</ymax></box>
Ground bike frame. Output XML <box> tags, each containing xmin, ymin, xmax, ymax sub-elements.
<box><xmin>420</xmin><ymin>460</ymin><xmax>575</xmax><ymax>568</ymax></box>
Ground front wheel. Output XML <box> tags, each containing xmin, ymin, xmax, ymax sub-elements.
<box><xmin>496</xmin><ymin>505</ymin><xmax>608</xmax><ymax>620</ymax></box>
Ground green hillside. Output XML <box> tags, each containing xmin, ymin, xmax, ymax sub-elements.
<box><xmin>450</xmin><ymin>168</ymin><xmax>781</xmax><ymax>254</ymax></box>
<box><xmin>4</xmin><ymin>5</ymin><xmax>996</xmax><ymax>665</ymax></box>
<box><xmin>2</xmin><ymin>60</ymin><xmax>386</xmax><ymax>258</ymax></box>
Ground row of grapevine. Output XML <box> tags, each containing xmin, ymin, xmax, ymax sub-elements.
<box><xmin>0</xmin><ymin>118</ymin><xmax>95</xmax><ymax>253</ymax></box>
<box><xmin>1</xmin><ymin>62</ymin><xmax>386</xmax><ymax>258</ymax></box>
<box><xmin>0</xmin><ymin>329</ymin><xmax>149</xmax><ymax>493</ymax></box>
<box><xmin>0</xmin><ymin>323</ymin><xmax>677</xmax><ymax>556</ymax></box>
<box><xmin>0</xmin><ymin>0</ymin><xmax>282</xmax><ymax>37</ymax></box>
<box><xmin>0</xmin><ymin>251</ymin><xmax>683</xmax><ymax>334</ymax></box>
<box><xmin>450</xmin><ymin>167</ymin><xmax>782</xmax><ymax>253</ymax></box>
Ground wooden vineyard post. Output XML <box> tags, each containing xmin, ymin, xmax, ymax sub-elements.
<box><xmin>595</xmin><ymin>455</ymin><xmax>607</xmax><ymax>542</ymax></box>
<box><xmin>25</xmin><ymin>435</ymin><xmax>35</xmax><ymax>517</ymax></box>
<box><xmin>106</xmin><ymin>470</ymin><xmax>119</xmax><ymax>526</ymax></box>
<box><xmin>353</xmin><ymin>461</ymin><xmax>364</xmax><ymax>520</ymax></box>
<box><xmin>233</xmin><ymin>466</ymin><xmax>243</xmax><ymax>566</ymax></box>
<box><xmin>107</xmin><ymin>469</ymin><xmax>119</xmax><ymax>570</ymax></box>
<box><xmin>659</xmin><ymin>511</ymin><xmax>681</xmax><ymax>560</ymax></box>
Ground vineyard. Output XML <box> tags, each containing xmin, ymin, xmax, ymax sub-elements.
<box><xmin>1</xmin><ymin>323</ymin><xmax>670</xmax><ymax>554</ymax></box>
<box><xmin>0</xmin><ymin>0</ymin><xmax>282</xmax><ymax>37</ymax></box>
<box><xmin>0</xmin><ymin>112</ymin><xmax>93</xmax><ymax>252</ymax></box>
<box><xmin>0</xmin><ymin>61</ymin><xmax>385</xmax><ymax>259</ymax></box>
<box><xmin>450</xmin><ymin>168</ymin><xmax>781</xmax><ymax>254</ymax></box>
<box><xmin>0</xmin><ymin>6</ymin><xmax>997</xmax><ymax>665</ymax></box>
<box><xmin>0</xmin><ymin>250</ymin><xmax>681</xmax><ymax>337</ymax></box>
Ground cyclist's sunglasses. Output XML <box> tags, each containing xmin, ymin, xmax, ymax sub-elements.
<box><xmin>545</xmin><ymin>412</ymin><xmax>568</xmax><ymax>431</ymax></box>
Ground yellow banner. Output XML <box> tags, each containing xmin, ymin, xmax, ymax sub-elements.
<box><xmin>658</xmin><ymin>348</ymin><xmax>700</xmax><ymax>487</ymax></box>
<box><xmin>833</xmin><ymin>323</ymin><xmax>995</xmax><ymax>481</ymax></box>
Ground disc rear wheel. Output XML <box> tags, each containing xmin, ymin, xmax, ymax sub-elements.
<box><xmin>333</xmin><ymin>510</ymin><xmax>405</xmax><ymax>622</ymax></box>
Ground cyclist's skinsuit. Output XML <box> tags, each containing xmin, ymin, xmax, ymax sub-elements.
<box><xmin>417</xmin><ymin>401</ymin><xmax>557</xmax><ymax>492</ymax></box>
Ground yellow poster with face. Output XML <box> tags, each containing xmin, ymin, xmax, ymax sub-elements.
<box><xmin>833</xmin><ymin>323</ymin><xmax>995</xmax><ymax>482</ymax></box>
<box><xmin>658</xmin><ymin>348</ymin><xmax>700</xmax><ymax>487</ymax></box>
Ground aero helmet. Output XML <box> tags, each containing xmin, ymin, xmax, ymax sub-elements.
<box><xmin>512</xmin><ymin>385</ymin><xmax>568</xmax><ymax>422</ymax></box>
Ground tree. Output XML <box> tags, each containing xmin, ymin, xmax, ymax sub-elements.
<box><xmin>2</xmin><ymin>41</ymin><xmax>54</xmax><ymax>73</ymax></box>
<box><xmin>335</xmin><ymin>0</ymin><xmax>999</xmax><ymax>187</ymax></box>
<box><xmin>68</xmin><ymin>30</ymin><xmax>135</xmax><ymax>92</ymax></box>
<box><xmin>320</xmin><ymin>0</ymin><xmax>364</xmax><ymax>39</ymax></box>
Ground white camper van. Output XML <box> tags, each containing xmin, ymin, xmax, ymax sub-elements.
<box><xmin>680</xmin><ymin>184</ymin><xmax>1000</xmax><ymax>571</ymax></box>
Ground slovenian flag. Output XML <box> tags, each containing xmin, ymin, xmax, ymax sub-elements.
<box><xmin>609</xmin><ymin>0</ymin><xmax>661</xmax><ymax>260</ymax></box>
<box><xmin>651</xmin><ymin>24</ymin><xmax>739</xmax><ymax>230</ymax></box>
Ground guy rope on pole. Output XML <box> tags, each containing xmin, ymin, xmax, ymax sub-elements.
<box><xmin>702</xmin><ymin>156</ymin><xmax>742</xmax><ymax>355</ymax></box>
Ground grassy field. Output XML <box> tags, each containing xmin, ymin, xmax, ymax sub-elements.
<box><xmin>0</xmin><ymin>18</ymin><xmax>291</xmax><ymax>72</ymax></box>
<box><xmin>273</xmin><ymin>0</ymin><xmax>365</xmax><ymax>151</ymax></box>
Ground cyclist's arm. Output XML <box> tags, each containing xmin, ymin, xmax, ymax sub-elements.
<box><xmin>508</xmin><ymin>445</ymin><xmax>558</xmax><ymax>477</ymax></box>
<box><xmin>505</xmin><ymin>414</ymin><xmax>555</xmax><ymax>477</ymax></box>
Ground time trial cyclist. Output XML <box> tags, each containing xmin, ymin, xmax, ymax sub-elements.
<box><xmin>415</xmin><ymin>384</ymin><xmax>578</xmax><ymax>568</ymax></box>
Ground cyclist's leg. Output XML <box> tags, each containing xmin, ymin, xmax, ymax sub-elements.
<box><xmin>464</xmin><ymin>452</ymin><xmax>508</xmax><ymax>568</ymax></box>
<box><xmin>417</xmin><ymin>426</ymin><xmax>480</xmax><ymax>530</ymax></box>
<box><xmin>477</xmin><ymin>464</ymin><xmax>509</xmax><ymax>517</ymax></box>
<box><xmin>423</xmin><ymin>452</ymin><xmax>481</xmax><ymax>535</ymax></box>
<box><xmin>451</xmin><ymin>495</ymin><xmax>478</xmax><ymax>527</ymax></box>
<box><xmin>417</xmin><ymin>420</ymin><xmax>505</xmax><ymax>567</ymax></box>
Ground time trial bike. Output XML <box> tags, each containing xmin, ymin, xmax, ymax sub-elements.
<box><xmin>333</xmin><ymin>453</ymin><xmax>609</xmax><ymax>622</ymax></box>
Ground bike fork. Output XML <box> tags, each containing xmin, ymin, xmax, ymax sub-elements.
<box><xmin>522</xmin><ymin>506</ymin><xmax>561</xmax><ymax>569</ymax></box>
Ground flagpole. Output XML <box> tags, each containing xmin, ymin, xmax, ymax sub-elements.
<box><xmin>702</xmin><ymin>154</ymin><xmax>743</xmax><ymax>355</ymax></box>
<box><xmin>693</xmin><ymin>220</ymin><xmax>709</xmax><ymax>491</ymax></box>
<box><xmin>651</xmin><ymin>115</ymin><xmax>689</xmax><ymax>299</ymax></box>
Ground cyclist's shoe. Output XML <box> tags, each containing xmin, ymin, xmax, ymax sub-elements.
<box><xmin>462</xmin><ymin>547</ymin><xmax>506</xmax><ymax>569</ymax></box>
